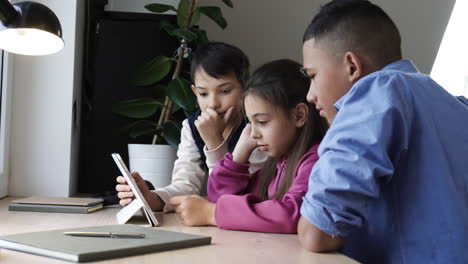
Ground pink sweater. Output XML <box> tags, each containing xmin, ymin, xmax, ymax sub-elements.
<box><xmin>208</xmin><ymin>144</ymin><xmax>320</xmax><ymax>233</ymax></box>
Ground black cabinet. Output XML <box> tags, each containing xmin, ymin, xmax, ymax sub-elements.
<box><xmin>78</xmin><ymin>4</ymin><xmax>178</xmax><ymax>195</ymax></box>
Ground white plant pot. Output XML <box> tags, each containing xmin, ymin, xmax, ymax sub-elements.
<box><xmin>128</xmin><ymin>144</ymin><xmax>177</xmax><ymax>189</ymax></box>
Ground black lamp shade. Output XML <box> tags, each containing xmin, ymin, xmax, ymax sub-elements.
<box><xmin>0</xmin><ymin>1</ymin><xmax>64</xmax><ymax>56</ymax></box>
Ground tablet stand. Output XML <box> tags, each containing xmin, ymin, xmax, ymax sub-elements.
<box><xmin>116</xmin><ymin>199</ymin><xmax>157</xmax><ymax>227</ymax></box>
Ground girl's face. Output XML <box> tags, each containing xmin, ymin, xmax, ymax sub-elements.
<box><xmin>192</xmin><ymin>69</ymin><xmax>242</xmax><ymax>120</ymax></box>
<box><xmin>244</xmin><ymin>94</ymin><xmax>300</xmax><ymax>158</ymax></box>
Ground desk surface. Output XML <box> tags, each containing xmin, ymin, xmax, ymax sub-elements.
<box><xmin>0</xmin><ymin>197</ymin><xmax>358</xmax><ymax>264</ymax></box>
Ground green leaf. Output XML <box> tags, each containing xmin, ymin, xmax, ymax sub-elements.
<box><xmin>162</xmin><ymin>120</ymin><xmax>182</xmax><ymax>147</ymax></box>
<box><xmin>190</xmin><ymin>8</ymin><xmax>201</xmax><ymax>27</ymax></box>
<box><xmin>160</xmin><ymin>20</ymin><xmax>176</xmax><ymax>36</ymax></box>
<box><xmin>145</xmin><ymin>3</ymin><xmax>177</xmax><ymax>13</ymax></box>
<box><xmin>177</xmin><ymin>0</ymin><xmax>200</xmax><ymax>28</ymax></box>
<box><xmin>192</xmin><ymin>28</ymin><xmax>209</xmax><ymax>44</ymax></box>
<box><xmin>132</xmin><ymin>56</ymin><xmax>174</xmax><ymax>86</ymax></box>
<box><xmin>166</xmin><ymin>78</ymin><xmax>197</xmax><ymax>112</ymax></box>
<box><xmin>199</xmin><ymin>6</ymin><xmax>227</xmax><ymax>29</ymax></box>
<box><xmin>177</xmin><ymin>0</ymin><xmax>190</xmax><ymax>28</ymax></box>
<box><xmin>112</xmin><ymin>98</ymin><xmax>163</xmax><ymax>118</ymax></box>
<box><xmin>222</xmin><ymin>0</ymin><xmax>233</xmax><ymax>8</ymax></box>
<box><xmin>127</xmin><ymin>120</ymin><xmax>159</xmax><ymax>138</ymax></box>
<box><xmin>172</xmin><ymin>28</ymin><xmax>198</xmax><ymax>42</ymax></box>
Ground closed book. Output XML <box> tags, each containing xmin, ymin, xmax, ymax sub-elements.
<box><xmin>0</xmin><ymin>224</ymin><xmax>211</xmax><ymax>262</ymax></box>
<box><xmin>8</xmin><ymin>203</ymin><xmax>103</xmax><ymax>214</ymax></box>
<box><xmin>9</xmin><ymin>196</ymin><xmax>104</xmax><ymax>214</ymax></box>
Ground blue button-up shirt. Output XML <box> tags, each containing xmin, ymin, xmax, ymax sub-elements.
<box><xmin>301</xmin><ymin>60</ymin><xmax>468</xmax><ymax>264</ymax></box>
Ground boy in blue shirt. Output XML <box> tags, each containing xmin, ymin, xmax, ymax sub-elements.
<box><xmin>298</xmin><ymin>0</ymin><xmax>468</xmax><ymax>263</ymax></box>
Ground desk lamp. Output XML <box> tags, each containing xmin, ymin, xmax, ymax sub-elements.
<box><xmin>0</xmin><ymin>0</ymin><xmax>63</xmax><ymax>55</ymax></box>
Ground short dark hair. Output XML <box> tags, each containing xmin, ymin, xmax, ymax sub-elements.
<box><xmin>303</xmin><ymin>0</ymin><xmax>402</xmax><ymax>68</ymax></box>
<box><xmin>190</xmin><ymin>41</ymin><xmax>250</xmax><ymax>87</ymax></box>
<box><xmin>245</xmin><ymin>59</ymin><xmax>328</xmax><ymax>200</ymax></box>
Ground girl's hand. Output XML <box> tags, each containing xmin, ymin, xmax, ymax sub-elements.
<box><xmin>115</xmin><ymin>172</ymin><xmax>164</xmax><ymax>211</ymax></box>
<box><xmin>195</xmin><ymin>107</ymin><xmax>235</xmax><ymax>150</ymax></box>
<box><xmin>168</xmin><ymin>195</ymin><xmax>216</xmax><ymax>226</ymax></box>
<box><xmin>232</xmin><ymin>123</ymin><xmax>258</xmax><ymax>163</ymax></box>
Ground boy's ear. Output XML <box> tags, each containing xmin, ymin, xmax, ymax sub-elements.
<box><xmin>343</xmin><ymin>51</ymin><xmax>364</xmax><ymax>83</ymax></box>
<box><xmin>191</xmin><ymin>84</ymin><xmax>196</xmax><ymax>94</ymax></box>
<box><xmin>294</xmin><ymin>103</ymin><xmax>309</xmax><ymax>128</ymax></box>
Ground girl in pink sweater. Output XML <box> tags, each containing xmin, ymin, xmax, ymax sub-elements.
<box><xmin>169</xmin><ymin>59</ymin><xmax>328</xmax><ymax>233</ymax></box>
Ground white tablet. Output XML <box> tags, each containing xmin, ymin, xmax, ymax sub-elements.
<box><xmin>111</xmin><ymin>153</ymin><xmax>159</xmax><ymax>226</ymax></box>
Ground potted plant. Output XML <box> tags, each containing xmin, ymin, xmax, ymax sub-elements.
<box><xmin>112</xmin><ymin>0</ymin><xmax>232</xmax><ymax>188</ymax></box>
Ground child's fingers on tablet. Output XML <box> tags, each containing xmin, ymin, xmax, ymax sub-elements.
<box><xmin>116</xmin><ymin>175</ymin><xmax>127</xmax><ymax>184</ymax></box>
<box><xmin>115</xmin><ymin>183</ymin><xmax>131</xmax><ymax>192</ymax></box>
<box><xmin>119</xmin><ymin>198</ymin><xmax>133</xmax><ymax>206</ymax></box>
<box><xmin>117</xmin><ymin>191</ymin><xmax>134</xmax><ymax>200</ymax></box>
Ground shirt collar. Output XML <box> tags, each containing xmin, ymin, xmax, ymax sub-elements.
<box><xmin>380</xmin><ymin>59</ymin><xmax>419</xmax><ymax>73</ymax></box>
<box><xmin>334</xmin><ymin>60</ymin><xmax>418</xmax><ymax>110</ymax></box>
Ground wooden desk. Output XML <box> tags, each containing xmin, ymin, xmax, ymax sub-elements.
<box><xmin>0</xmin><ymin>197</ymin><xmax>358</xmax><ymax>264</ymax></box>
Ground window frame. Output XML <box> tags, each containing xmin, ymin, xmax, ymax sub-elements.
<box><xmin>0</xmin><ymin>50</ymin><xmax>13</xmax><ymax>198</ymax></box>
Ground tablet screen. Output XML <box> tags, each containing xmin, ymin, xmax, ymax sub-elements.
<box><xmin>111</xmin><ymin>153</ymin><xmax>159</xmax><ymax>226</ymax></box>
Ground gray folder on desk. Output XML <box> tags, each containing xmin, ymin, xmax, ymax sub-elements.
<box><xmin>0</xmin><ymin>224</ymin><xmax>211</xmax><ymax>262</ymax></box>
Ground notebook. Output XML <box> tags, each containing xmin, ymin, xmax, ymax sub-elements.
<box><xmin>9</xmin><ymin>196</ymin><xmax>104</xmax><ymax>214</ymax></box>
<box><xmin>0</xmin><ymin>224</ymin><xmax>211</xmax><ymax>262</ymax></box>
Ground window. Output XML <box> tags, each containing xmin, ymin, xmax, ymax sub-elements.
<box><xmin>0</xmin><ymin>50</ymin><xmax>11</xmax><ymax>198</ymax></box>
<box><xmin>431</xmin><ymin>0</ymin><xmax>468</xmax><ymax>97</ymax></box>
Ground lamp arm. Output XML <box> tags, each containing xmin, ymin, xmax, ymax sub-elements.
<box><xmin>0</xmin><ymin>0</ymin><xmax>18</xmax><ymax>25</ymax></box>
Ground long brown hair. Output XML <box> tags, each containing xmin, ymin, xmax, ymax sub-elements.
<box><xmin>244</xmin><ymin>59</ymin><xmax>328</xmax><ymax>200</ymax></box>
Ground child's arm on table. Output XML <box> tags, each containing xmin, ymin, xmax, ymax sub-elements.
<box><xmin>171</xmin><ymin>145</ymin><xmax>320</xmax><ymax>233</ymax></box>
<box><xmin>167</xmin><ymin>124</ymin><xmax>258</xmax><ymax>226</ymax></box>
<box><xmin>211</xmin><ymin>146</ymin><xmax>317</xmax><ymax>233</ymax></box>
<box><xmin>297</xmin><ymin>216</ymin><xmax>344</xmax><ymax>252</ymax></box>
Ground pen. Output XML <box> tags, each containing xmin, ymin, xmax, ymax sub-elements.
<box><xmin>63</xmin><ymin>231</ymin><xmax>145</xmax><ymax>238</ymax></box>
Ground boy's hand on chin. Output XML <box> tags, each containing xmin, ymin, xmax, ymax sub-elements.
<box><xmin>195</xmin><ymin>107</ymin><xmax>235</xmax><ymax>150</ymax></box>
<box><xmin>169</xmin><ymin>195</ymin><xmax>216</xmax><ymax>226</ymax></box>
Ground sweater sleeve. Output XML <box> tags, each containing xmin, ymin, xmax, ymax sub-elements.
<box><xmin>207</xmin><ymin>152</ymin><xmax>254</xmax><ymax>203</ymax></box>
<box><xmin>154</xmin><ymin>119</ymin><xmax>206</xmax><ymax>212</ymax></box>
<box><xmin>214</xmin><ymin>145</ymin><xmax>319</xmax><ymax>233</ymax></box>
<box><xmin>203</xmin><ymin>139</ymin><xmax>229</xmax><ymax>175</ymax></box>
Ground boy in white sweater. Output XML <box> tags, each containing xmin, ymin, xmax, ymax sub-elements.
<box><xmin>116</xmin><ymin>42</ymin><xmax>265</xmax><ymax>212</ymax></box>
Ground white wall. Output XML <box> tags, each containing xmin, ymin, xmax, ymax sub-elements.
<box><xmin>377</xmin><ymin>0</ymin><xmax>455</xmax><ymax>74</ymax></box>
<box><xmin>8</xmin><ymin>0</ymin><xmax>84</xmax><ymax>197</ymax></box>
<box><xmin>107</xmin><ymin>0</ymin><xmax>455</xmax><ymax>73</ymax></box>
<box><xmin>105</xmin><ymin>0</ymin><xmax>178</xmax><ymax>13</ymax></box>
<box><xmin>199</xmin><ymin>0</ymin><xmax>455</xmax><ymax>74</ymax></box>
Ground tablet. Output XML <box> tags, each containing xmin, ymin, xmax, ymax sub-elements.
<box><xmin>111</xmin><ymin>153</ymin><xmax>159</xmax><ymax>226</ymax></box>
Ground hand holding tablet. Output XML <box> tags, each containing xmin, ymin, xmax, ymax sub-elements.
<box><xmin>112</xmin><ymin>153</ymin><xmax>159</xmax><ymax>226</ymax></box>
